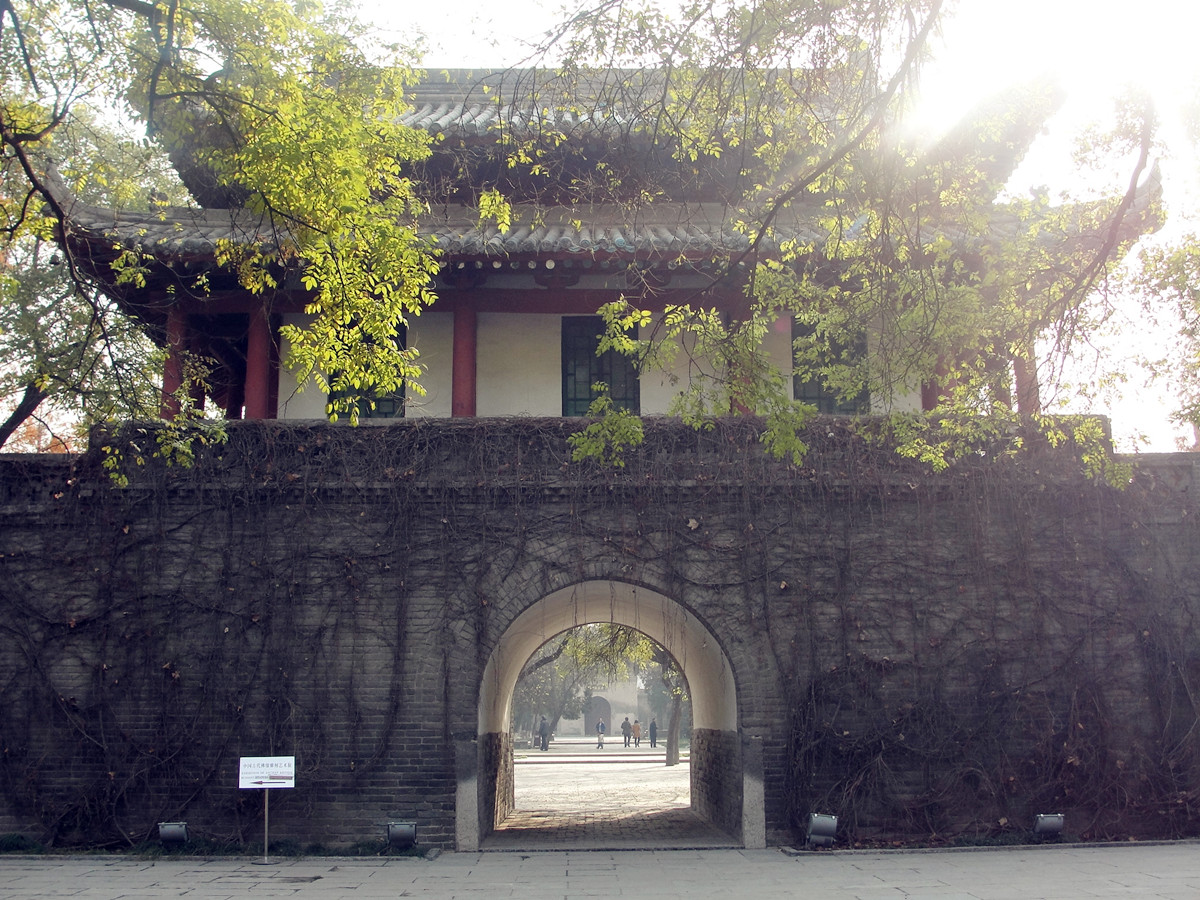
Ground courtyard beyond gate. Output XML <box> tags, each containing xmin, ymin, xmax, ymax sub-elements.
<box><xmin>485</xmin><ymin>738</ymin><xmax>736</xmax><ymax>850</ymax></box>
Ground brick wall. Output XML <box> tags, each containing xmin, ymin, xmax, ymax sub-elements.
<box><xmin>690</xmin><ymin>729</ymin><xmax>742</xmax><ymax>834</ymax></box>
<box><xmin>0</xmin><ymin>423</ymin><xmax>1196</xmax><ymax>848</ymax></box>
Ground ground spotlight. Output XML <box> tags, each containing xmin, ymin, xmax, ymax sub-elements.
<box><xmin>1033</xmin><ymin>813</ymin><xmax>1064</xmax><ymax>837</ymax></box>
<box><xmin>807</xmin><ymin>813</ymin><xmax>837</xmax><ymax>848</ymax></box>
<box><xmin>157</xmin><ymin>822</ymin><xmax>189</xmax><ymax>844</ymax></box>
<box><xmin>386</xmin><ymin>821</ymin><xmax>416</xmax><ymax>850</ymax></box>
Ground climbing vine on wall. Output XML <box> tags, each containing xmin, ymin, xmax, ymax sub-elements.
<box><xmin>0</xmin><ymin>416</ymin><xmax>1196</xmax><ymax>847</ymax></box>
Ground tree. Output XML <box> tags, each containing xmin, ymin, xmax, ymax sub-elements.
<box><xmin>1130</xmin><ymin>237</ymin><xmax>1200</xmax><ymax>443</ymax></box>
<box><xmin>1127</xmin><ymin>85</ymin><xmax>1200</xmax><ymax>442</ymax></box>
<box><xmin>484</xmin><ymin>0</ymin><xmax>1160</xmax><ymax>471</ymax></box>
<box><xmin>1</xmin><ymin>0</ymin><xmax>445</xmax><ymax>446</ymax></box>
<box><xmin>511</xmin><ymin>624</ymin><xmax>694</xmax><ymax>765</ymax></box>
<box><xmin>7</xmin><ymin>0</ymin><xmax>958</xmax><ymax>445</ymax></box>
<box><xmin>512</xmin><ymin>624</ymin><xmax>654</xmax><ymax>737</ymax></box>
<box><xmin>5</xmin><ymin>0</ymin><xmax>1160</xmax><ymax>465</ymax></box>
<box><xmin>0</xmin><ymin>112</ymin><xmax>189</xmax><ymax>448</ymax></box>
<box><xmin>640</xmin><ymin>644</ymin><xmax>690</xmax><ymax>766</ymax></box>
<box><xmin>510</xmin><ymin>636</ymin><xmax>592</xmax><ymax>738</ymax></box>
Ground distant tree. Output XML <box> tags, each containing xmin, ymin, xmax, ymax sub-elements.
<box><xmin>510</xmin><ymin>637</ymin><xmax>591</xmax><ymax>737</ymax></box>
<box><xmin>3</xmin><ymin>420</ymin><xmax>70</xmax><ymax>453</ymax></box>
<box><xmin>641</xmin><ymin>645</ymin><xmax>690</xmax><ymax>766</ymax></box>
<box><xmin>512</xmin><ymin>625</ymin><xmax>655</xmax><ymax>736</ymax></box>
<box><xmin>1130</xmin><ymin>73</ymin><xmax>1200</xmax><ymax>443</ymax></box>
<box><xmin>511</xmin><ymin>624</ymin><xmax>692</xmax><ymax>765</ymax></box>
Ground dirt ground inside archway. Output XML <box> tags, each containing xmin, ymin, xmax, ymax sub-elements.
<box><xmin>483</xmin><ymin>738</ymin><xmax>739</xmax><ymax>850</ymax></box>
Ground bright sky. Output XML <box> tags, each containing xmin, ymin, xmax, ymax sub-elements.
<box><xmin>354</xmin><ymin>0</ymin><xmax>1200</xmax><ymax>450</ymax></box>
<box><xmin>917</xmin><ymin>0</ymin><xmax>1200</xmax><ymax>200</ymax></box>
<box><xmin>920</xmin><ymin>1</ymin><xmax>1200</xmax><ymax>452</ymax></box>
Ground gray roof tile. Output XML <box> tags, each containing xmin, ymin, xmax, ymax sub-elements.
<box><xmin>49</xmin><ymin>151</ymin><xmax>816</xmax><ymax>265</ymax></box>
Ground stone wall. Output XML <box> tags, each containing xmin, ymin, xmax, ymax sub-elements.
<box><xmin>0</xmin><ymin>421</ymin><xmax>1197</xmax><ymax>849</ymax></box>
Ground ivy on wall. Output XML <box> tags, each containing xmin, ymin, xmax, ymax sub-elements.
<box><xmin>0</xmin><ymin>418</ymin><xmax>1196</xmax><ymax>847</ymax></box>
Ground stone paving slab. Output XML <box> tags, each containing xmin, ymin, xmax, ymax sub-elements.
<box><xmin>485</xmin><ymin>806</ymin><xmax>736</xmax><ymax>850</ymax></box>
<box><xmin>0</xmin><ymin>843</ymin><xmax>1198</xmax><ymax>900</ymax></box>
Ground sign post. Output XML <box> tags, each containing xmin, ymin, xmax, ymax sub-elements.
<box><xmin>239</xmin><ymin>756</ymin><xmax>295</xmax><ymax>864</ymax></box>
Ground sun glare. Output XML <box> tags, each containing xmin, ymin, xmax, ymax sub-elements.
<box><xmin>367</xmin><ymin>0</ymin><xmax>1198</xmax><ymax>450</ymax></box>
<box><xmin>915</xmin><ymin>0</ymin><xmax>1200</xmax><ymax>176</ymax></box>
<box><xmin>913</xmin><ymin>0</ymin><xmax>1200</xmax><ymax>452</ymax></box>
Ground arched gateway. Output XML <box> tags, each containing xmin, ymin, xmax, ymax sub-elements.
<box><xmin>458</xmin><ymin>580</ymin><xmax>765</xmax><ymax>850</ymax></box>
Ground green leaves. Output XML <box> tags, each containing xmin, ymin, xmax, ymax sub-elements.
<box><xmin>173</xmin><ymin>10</ymin><xmax>442</xmax><ymax>418</ymax></box>
<box><xmin>0</xmin><ymin>102</ymin><xmax>186</xmax><ymax>448</ymax></box>
<box><xmin>567</xmin><ymin>386</ymin><xmax>646</xmax><ymax>466</ymax></box>
<box><xmin>478</xmin><ymin>188</ymin><xmax>512</xmax><ymax>233</ymax></box>
<box><xmin>512</xmin><ymin>2</ymin><xmax>1156</xmax><ymax>471</ymax></box>
<box><xmin>4</xmin><ymin>0</ymin><xmax>448</xmax><ymax>431</ymax></box>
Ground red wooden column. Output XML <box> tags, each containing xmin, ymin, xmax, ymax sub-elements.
<box><xmin>451</xmin><ymin>306</ymin><xmax>477</xmax><ymax>417</ymax></box>
<box><xmin>244</xmin><ymin>307</ymin><xmax>273</xmax><ymax>419</ymax></box>
<box><xmin>267</xmin><ymin>318</ymin><xmax>281</xmax><ymax>419</ymax></box>
<box><xmin>160</xmin><ymin>306</ymin><xmax>186</xmax><ymax>419</ymax></box>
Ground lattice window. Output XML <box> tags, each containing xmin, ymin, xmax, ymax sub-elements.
<box><xmin>562</xmin><ymin>316</ymin><xmax>640</xmax><ymax>416</ymax></box>
<box><xmin>792</xmin><ymin>321</ymin><xmax>869</xmax><ymax>415</ymax></box>
<box><xmin>328</xmin><ymin>326</ymin><xmax>406</xmax><ymax>419</ymax></box>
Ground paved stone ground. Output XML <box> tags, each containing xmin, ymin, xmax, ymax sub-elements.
<box><xmin>4</xmin><ymin>745</ymin><xmax>1197</xmax><ymax>897</ymax></box>
<box><xmin>484</xmin><ymin>738</ymin><xmax>736</xmax><ymax>850</ymax></box>
<box><xmin>1</xmin><ymin>843</ymin><xmax>1199</xmax><ymax>899</ymax></box>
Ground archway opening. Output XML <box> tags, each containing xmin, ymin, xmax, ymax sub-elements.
<box><xmin>510</xmin><ymin>624</ymin><xmax>686</xmax><ymax>758</ymax></box>
<box><xmin>459</xmin><ymin>580</ymin><xmax>763</xmax><ymax>850</ymax></box>
<box><xmin>500</xmin><ymin>624</ymin><xmax>698</xmax><ymax>847</ymax></box>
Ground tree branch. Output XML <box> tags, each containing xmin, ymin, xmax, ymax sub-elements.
<box><xmin>0</xmin><ymin>381</ymin><xmax>50</xmax><ymax>450</ymax></box>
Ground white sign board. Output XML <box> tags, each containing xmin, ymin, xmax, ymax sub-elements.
<box><xmin>239</xmin><ymin>756</ymin><xmax>295</xmax><ymax>789</ymax></box>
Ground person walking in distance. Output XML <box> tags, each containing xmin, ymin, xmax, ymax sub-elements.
<box><xmin>648</xmin><ymin>717</ymin><xmax>658</xmax><ymax>748</ymax></box>
<box><xmin>621</xmin><ymin>716</ymin><xmax>633</xmax><ymax>747</ymax></box>
<box><xmin>538</xmin><ymin>716</ymin><xmax>550</xmax><ymax>751</ymax></box>
<box><xmin>632</xmin><ymin>719</ymin><xmax>642</xmax><ymax>747</ymax></box>
<box><xmin>595</xmin><ymin>718</ymin><xmax>606</xmax><ymax>748</ymax></box>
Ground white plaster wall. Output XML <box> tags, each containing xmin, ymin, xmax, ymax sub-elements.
<box><xmin>277</xmin><ymin>308</ymin><xmax>920</xmax><ymax>421</ymax></box>
<box><xmin>276</xmin><ymin>313</ymin><xmax>327</xmax><ymax>420</ymax></box>
<box><xmin>639</xmin><ymin>320</ymin><xmax>692</xmax><ymax>416</ymax></box>
<box><xmin>762</xmin><ymin>315</ymin><xmax>793</xmax><ymax>379</ymax></box>
<box><xmin>406</xmin><ymin>311</ymin><xmax>453</xmax><ymax>418</ymax></box>
<box><xmin>879</xmin><ymin>387</ymin><xmax>924</xmax><ymax>414</ymax></box>
<box><xmin>556</xmin><ymin>674</ymin><xmax>643</xmax><ymax>736</ymax></box>
<box><xmin>476</xmin><ymin>312</ymin><xmax>561</xmax><ymax>416</ymax></box>
<box><xmin>640</xmin><ymin>315</ymin><xmax>794</xmax><ymax>414</ymax></box>
<box><xmin>863</xmin><ymin>329</ymin><xmax>923</xmax><ymax>413</ymax></box>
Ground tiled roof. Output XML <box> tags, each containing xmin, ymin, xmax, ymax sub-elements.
<box><xmin>49</xmin><ymin>154</ymin><xmax>1163</xmax><ymax>288</ymax></box>
<box><xmin>399</xmin><ymin>69</ymin><xmax>664</xmax><ymax>138</ymax></box>
<box><xmin>45</xmin><ymin>59</ymin><xmax>1163</xmax><ymax>281</ymax></box>
<box><xmin>54</xmin><ymin>185</ymin><xmax>284</xmax><ymax>263</ymax></box>
<box><xmin>420</xmin><ymin>203</ymin><xmax>831</xmax><ymax>259</ymax></box>
<box><xmin>48</xmin><ymin>163</ymin><xmax>830</xmax><ymax>266</ymax></box>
